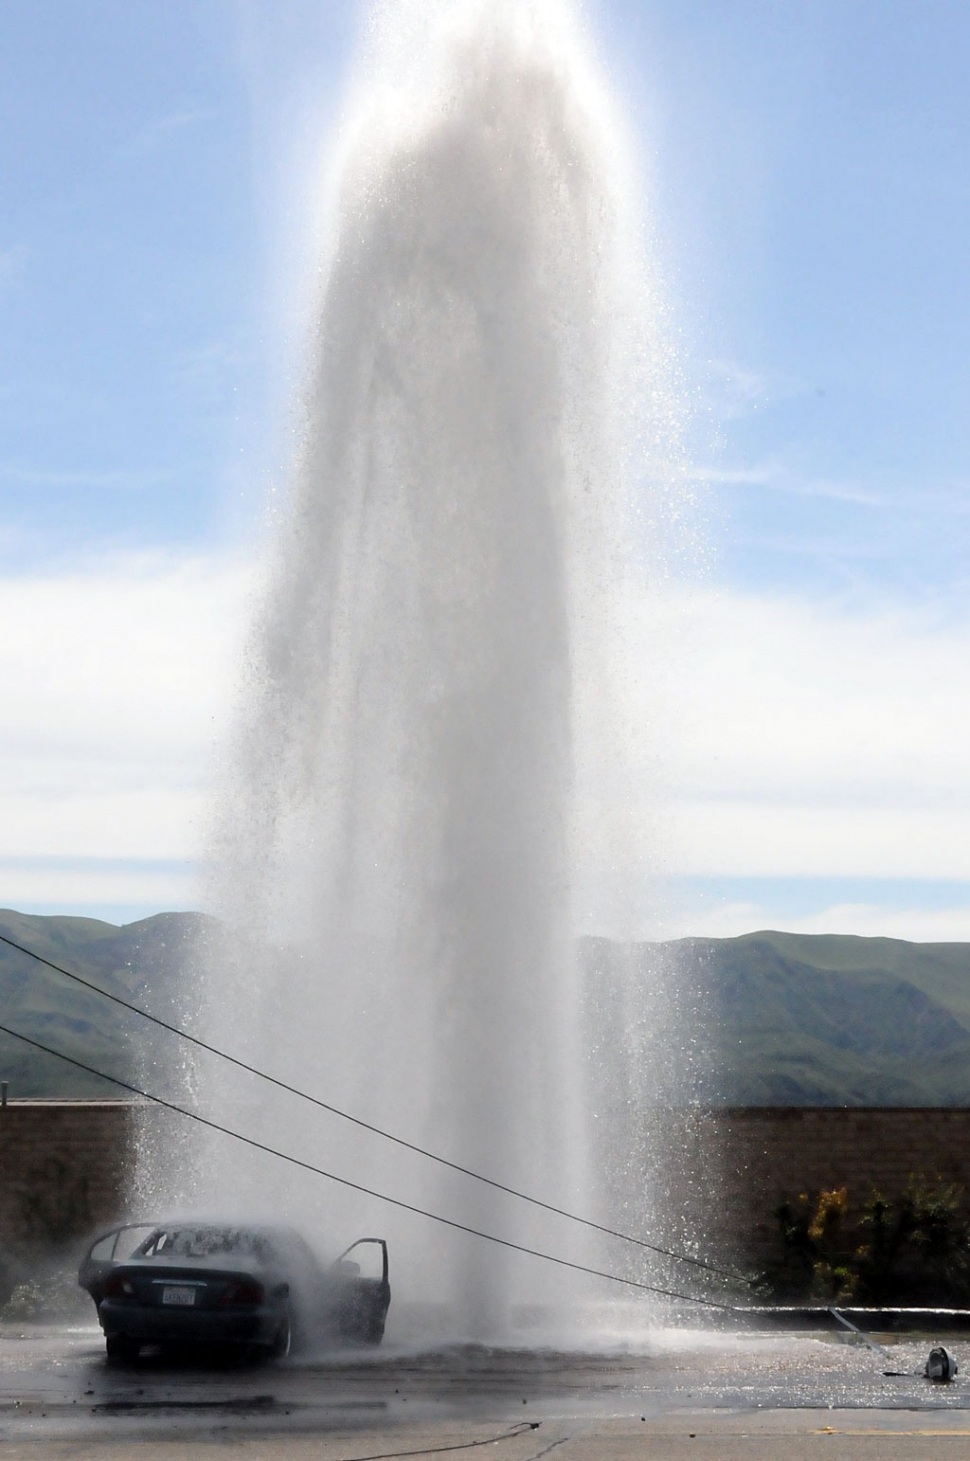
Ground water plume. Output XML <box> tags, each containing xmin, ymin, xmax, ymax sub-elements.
<box><xmin>146</xmin><ymin>0</ymin><xmax>688</xmax><ymax>1343</ymax></box>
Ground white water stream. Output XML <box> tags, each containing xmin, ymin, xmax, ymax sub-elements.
<box><xmin>143</xmin><ymin>0</ymin><xmax>688</xmax><ymax>1343</ymax></box>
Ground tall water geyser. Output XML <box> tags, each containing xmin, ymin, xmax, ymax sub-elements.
<box><xmin>151</xmin><ymin>0</ymin><xmax>682</xmax><ymax>1343</ymax></box>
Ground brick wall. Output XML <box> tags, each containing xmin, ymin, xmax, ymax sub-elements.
<box><xmin>0</xmin><ymin>1100</ymin><xmax>136</xmax><ymax>1254</ymax></box>
<box><xmin>663</xmin><ymin>1107</ymin><xmax>970</xmax><ymax>1265</ymax></box>
<box><xmin>3</xmin><ymin>1101</ymin><xmax>970</xmax><ymax>1265</ymax></box>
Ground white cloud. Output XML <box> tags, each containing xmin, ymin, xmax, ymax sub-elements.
<box><xmin>0</xmin><ymin>464</ymin><xmax>169</xmax><ymax>490</ymax></box>
<box><xmin>3</xmin><ymin>556</ymin><xmax>969</xmax><ymax>923</ymax></box>
<box><xmin>692</xmin><ymin>460</ymin><xmax>885</xmax><ymax>505</ymax></box>
<box><xmin>601</xmin><ymin>584</ymin><xmax>970</xmax><ymax>886</ymax></box>
<box><xmin>659</xmin><ymin>900</ymin><xmax>970</xmax><ymax>944</ymax></box>
<box><xmin>0</xmin><ymin>553</ymin><xmax>257</xmax><ymax>894</ymax></box>
<box><xmin>121</xmin><ymin>106</ymin><xmax>210</xmax><ymax>156</ymax></box>
<box><xmin>701</xmin><ymin>357</ymin><xmax>773</xmax><ymax>419</ymax></box>
<box><xmin>0</xmin><ymin>791</ymin><xmax>208</xmax><ymax>859</ymax></box>
<box><xmin>668</xmin><ymin>803</ymin><xmax>970</xmax><ymax>880</ymax></box>
<box><xmin>0</xmin><ymin>863</ymin><xmax>199</xmax><ymax>912</ymax></box>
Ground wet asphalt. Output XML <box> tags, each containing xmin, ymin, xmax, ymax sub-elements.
<box><xmin>3</xmin><ymin>1320</ymin><xmax>970</xmax><ymax>1457</ymax></box>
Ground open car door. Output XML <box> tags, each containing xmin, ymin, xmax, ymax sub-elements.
<box><xmin>77</xmin><ymin>1224</ymin><xmax>158</xmax><ymax>1307</ymax></box>
<box><xmin>322</xmin><ymin>1238</ymin><xmax>390</xmax><ymax>1345</ymax></box>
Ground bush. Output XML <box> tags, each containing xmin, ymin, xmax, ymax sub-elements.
<box><xmin>0</xmin><ymin>1262</ymin><xmax>88</xmax><ymax>1324</ymax></box>
<box><xmin>762</xmin><ymin>1177</ymin><xmax>970</xmax><ymax>1306</ymax></box>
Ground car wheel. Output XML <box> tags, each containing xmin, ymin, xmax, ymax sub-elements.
<box><xmin>105</xmin><ymin>1334</ymin><xmax>141</xmax><ymax>1364</ymax></box>
<box><xmin>268</xmin><ymin>1314</ymin><xmax>292</xmax><ymax>1360</ymax></box>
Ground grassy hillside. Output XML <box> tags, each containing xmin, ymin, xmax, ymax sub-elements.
<box><xmin>693</xmin><ymin>932</ymin><xmax>970</xmax><ymax>1105</ymax></box>
<box><xmin>0</xmin><ymin>908</ymin><xmax>213</xmax><ymax>1097</ymax></box>
<box><xmin>736</xmin><ymin>930</ymin><xmax>970</xmax><ymax>1029</ymax></box>
<box><xmin>4</xmin><ymin>911</ymin><xmax>970</xmax><ymax>1105</ymax></box>
<box><xmin>582</xmin><ymin>931</ymin><xmax>970</xmax><ymax>1106</ymax></box>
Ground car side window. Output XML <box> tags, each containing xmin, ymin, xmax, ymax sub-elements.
<box><xmin>337</xmin><ymin>1239</ymin><xmax>387</xmax><ymax>1282</ymax></box>
<box><xmin>118</xmin><ymin>1226</ymin><xmax>163</xmax><ymax>1260</ymax></box>
<box><xmin>88</xmin><ymin>1233</ymin><xmax>117</xmax><ymax>1261</ymax></box>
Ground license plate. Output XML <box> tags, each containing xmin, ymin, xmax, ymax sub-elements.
<box><xmin>161</xmin><ymin>1286</ymin><xmax>197</xmax><ymax>1306</ymax></box>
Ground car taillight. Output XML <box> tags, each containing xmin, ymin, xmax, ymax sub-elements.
<box><xmin>102</xmin><ymin>1273</ymin><xmax>135</xmax><ymax>1299</ymax></box>
<box><xmin>217</xmin><ymin>1279</ymin><xmax>264</xmax><ymax>1306</ymax></box>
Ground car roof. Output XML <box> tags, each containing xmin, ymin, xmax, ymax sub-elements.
<box><xmin>149</xmin><ymin>1220</ymin><xmax>307</xmax><ymax>1241</ymax></box>
<box><xmin>136</xmin><ymin>1221</ymin><xmax>321</xmax><ymax>1257</ymax></box>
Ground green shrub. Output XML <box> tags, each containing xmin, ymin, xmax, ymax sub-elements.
<box><xmin>762</xmin><ymin>1177</ymin><xmax>970</xmax><ymax>1306</ymax></box>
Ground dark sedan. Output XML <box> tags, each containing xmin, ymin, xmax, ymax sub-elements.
<box><xmin>78</xmin><ymin>1222</ymin><xmax>390</xmax><ymax>1363</ymax></box>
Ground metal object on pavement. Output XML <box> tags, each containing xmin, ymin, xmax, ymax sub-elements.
<box><xmin>925</xmin><ymin>1345</ymin><xmax>959</xmax><ymax>1382</ymax></box>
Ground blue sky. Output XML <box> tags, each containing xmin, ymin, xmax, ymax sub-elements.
<box><xmin>620</xmin><ymin>0</ymin><xmax>970</xmax><ymax>603</ymax></box>
<box><xmin>2</xmin><ymin>0</ymin><xmax>969</xmax><ymax>936</ymax></box>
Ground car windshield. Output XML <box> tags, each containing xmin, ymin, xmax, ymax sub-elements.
<box><xmin>136</xmin><ymin>1227</ymin><xmax>277</xmax><ymax>1262</ymax></box>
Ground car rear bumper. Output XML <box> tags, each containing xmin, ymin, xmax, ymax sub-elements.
<box><xmin>99</xmin><ymin>1300</ymin><xmax>280</xmax><ymax>1347</ymax></box>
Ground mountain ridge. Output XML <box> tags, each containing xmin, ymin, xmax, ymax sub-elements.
<box><xmin>3</xmin><ymin>910</ymin><xmax>969</xmax><ymax>1105</ymax></box>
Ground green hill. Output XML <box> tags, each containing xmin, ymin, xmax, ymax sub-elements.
<box><xmin>0</xmin><ymin>908</ymin><xmax>214</xmax><ymax>1097</ymax></box>
<box><xmin>582</xmin><ymin>931</ymin><xmax>970</xmax><ymax>1106</ymax></box>
<box><xmin>689</xmin><ymin>931</ymin><xmax>970</xmax><ymax>1105</ymax></box>
<box><xmin>3</xmin><ymin>910</ymin><xmax>970</xmax><ymax>1105</ymax></box>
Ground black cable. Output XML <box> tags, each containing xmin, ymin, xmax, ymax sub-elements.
<box><xmin>0</xmin><ymin>1017</ymin><xmax>744</xmax><ymax>1314</ymax></box>
<box><xmin>324</xmin><ymin>1422</ymin><xmax>538</xmax><ymax>1461</ymax></box>
<box><xmin>0</xmin><ymin>927</ymin><xmax>743</xmax><ymax>1283</ymax></box>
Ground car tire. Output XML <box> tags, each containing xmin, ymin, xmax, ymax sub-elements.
<box><xmin>105</xmin><ymin>1334</ymin><xmax>141</xmax><ymax>1364</ymax></box>
<box><xmin>268</xmin><ymin>1314</ymin><xmax>292</xmax><ymax>1360</ymax></box>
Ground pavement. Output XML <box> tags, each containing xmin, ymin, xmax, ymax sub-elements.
<box><xmin>3</xmin><ymin>1319</ymin><xmax>970</xmax><ymax>1458</ymax></box>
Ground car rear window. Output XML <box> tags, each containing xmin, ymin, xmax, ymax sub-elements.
<box><xmin>136</xmin><ymin>1228</ymin><xmax>277</xmax><ymax>1262</ymax></box>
